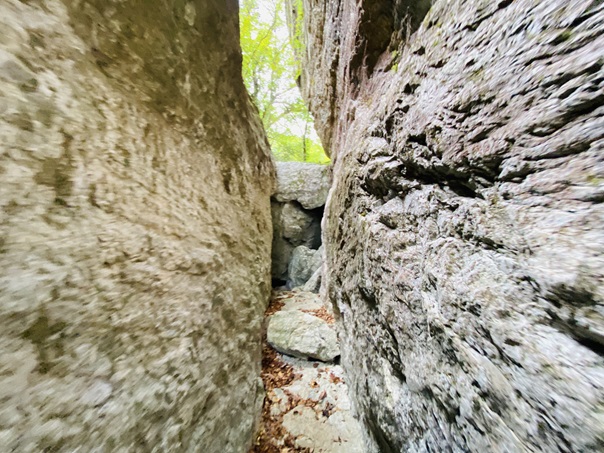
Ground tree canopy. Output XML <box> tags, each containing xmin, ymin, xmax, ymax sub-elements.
<box><xmin>240</xmin><ymin>0</ymin><xmax>329</xmax><ymax>164</ymax></box>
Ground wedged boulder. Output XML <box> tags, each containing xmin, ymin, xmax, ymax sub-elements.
<box><xmin>282</xmin><ymin>202</ymin><xmax>321</xmax><ymax>247</ymax></box>
<box><xmin>271</xmin><ymin>201</ymin><xmax>322</xmax><ymax>282</ymax></box>
<box><xmin>288</xmin><ymin>245</ymin><xmax>323</xmax><ymax>288</ymax></box>
<box><xmin>267</xmin><ymin>310</ymin><xmax>340</xmax><ymax>362</ymax></box>
<box><xmin>271</xmin><ymin>162</ymin><xmax>328</xmax><ymax>283</ymax></box>
<box><xmin>273</xmin><ymin>162</ymin><xmax>331</xmax><ymax>210</ymax></box>
<box><xmin>271</xmin><ymin>202</ymin><xmax>295</xmax><ymax>280</ymax></box>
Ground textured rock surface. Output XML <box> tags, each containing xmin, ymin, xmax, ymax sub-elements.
<box><xmin>282</xmin><ymin>202</ymin><xmax>319</xmax><ymax>246</ymax></box>
<box><xmin>271</xmin><ymin>201</ymin><xmax>321</xmax><ymax>281</ymax></box>
<box><xmin>273</xmin><ymin>161</ymin><xmax>331</xmax><ymax>210</ymax></box>
<box><xmin>0</xmin><ymin>1</ymin><xmax>274</xmax><ymax>451</ymax></box>
<box><xmin>271</xmin><ymin>162</ymin><xmax>328</xmax><ymax>282</ymax></box>
<box><xmin>288</xmin><ymin>245</ymin><xmax>323</xmax><ymax>288</ymax></box>
<box><xmin>303</xmin><ymin>265</ymin><xmax>323</xmax><ymax>293</ymax></box>
<box><xmin>295</xmin><ymin>0</ymin><xmax>604</xmax><ymax>451</ymax></box>
<box><xmin>267</xmin><ymin>292</ymin><xmax>340</xmax><ymax>362</ymax></box>
<box><xmin>278</xmin><ymin>357</ymin><xmax>366</xmax><ymax>453</ymax></box>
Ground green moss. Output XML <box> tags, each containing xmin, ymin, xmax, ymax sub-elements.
<box><xmin>29</xmin><ymin>31</ymin><xmax>46</xmax><ymax>49</ymax></box>
<box><xmin>8</xmin><ymin>112</ymin><xmax>34</xmax><ymax>131</ymax></box>
<box><xmin>37</xmin><ymin>106</ymin><xmax>55</xmax><ymax>127</ymax></box>
<box><xmin>553</xmin><ymin>29</ymin><xmax>572</xmax><ymax>44</ymax></box>
<box><xmin>34</xmin><ymin>131</ymin><xmax>74</xmax><ymax>202</ymax></box>
<box><xmin>88</xmin><ymin>183</ymin><xmax>99</xmax><ymax>207</ymax></box>
<box><xmin>469</xmin><ymin>67</ymin><xmax>484</xmax><ymax>81</ymax></box>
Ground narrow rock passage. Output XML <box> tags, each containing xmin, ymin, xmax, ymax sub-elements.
<box><xmin>251</xmin><ymin>291</ymin><xmax>366</xmax><ymax>453</ymax></box>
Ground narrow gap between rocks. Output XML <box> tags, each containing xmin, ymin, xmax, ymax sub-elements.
<box><xmin>250</xmin><ymin>291</ymin><xmax>364</xmax><ymax>453</ymax></box>
<box><xmin>252</xmin><ymin>160</ymin><xmax>365</xmax><ymax>452</ymax></box>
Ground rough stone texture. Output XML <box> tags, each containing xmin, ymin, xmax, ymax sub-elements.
<box><xmin>267</xmin><ymin>293</ymin><xmax>340</xmax><ymax>362</ymax></box>
<box><xmin>288</xmin><ymin>245</ymin><xmax>324</xmax><ymax>289</ymax></box>
<box><xmin>295</xmin><ymin>0</ymin><xmax>604</xmax><ymax>451</ymax></box>
<box><xmin>0</xmin><ymin>1</ymin><xmax>274</xmax><ymax>452</ymax></box>
<box><xmin>273</xmin><ymin>161</ymin><xmax>331</xmax><ymax>210</ymax></box>
<box><xmin>282</xmin><ymin>202</ymin><xmax>317</xmax><ymax>245</ymax></box>
<box><xmin>278</xmin><ymin>357</ymin><xmax>366</xmax><ymax>453</ymax></box>
<box><xmin>303</xmin><ymin>265</ymin><xmax>323</xmax><ymax>293</ymax></box>
<box><xmin>271</xmin><ymin>200</ymin><xmax>321</xmax><ymax>281</ymax></box>
<box><xmin>271</xmin><ymin>162</ymin><xmax>327</xmax><ymax>282</ymax></box>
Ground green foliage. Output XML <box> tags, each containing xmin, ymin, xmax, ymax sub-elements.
<box><xmin>240</xmin><ymin>0</ymin><xmax>329</xmax><ymax>164</ymax></box>
<box><xmin>269</xmin><ymin>130</ymin><xmax>330</xmax><ymax>164</ymax></box>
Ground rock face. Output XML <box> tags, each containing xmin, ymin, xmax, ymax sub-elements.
<box><xmin>288</xmin><ymin>245</ymin><xmax>324</xmax><ymax>289</ymax></box>
<box><xmin>0</xmin><ymin>1</ymin><xmax>274</xmax><ymax>452</ymax></box>
<box><xmin>271</xmin><ymin>162</ymin><xmax>330</xmax><ymax>283</ymax></box>
<box><xmin>294</xmin><ymin>0</ymin><xmax>604</xmax><ymax>451</ymax></box>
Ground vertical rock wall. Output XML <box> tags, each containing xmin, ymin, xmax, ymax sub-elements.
<box><xmin>0</xmin><ymin>0</ymin><xmax>274</xmax><ymax>451</ymax></box>
<box><xmin>294</xmin><ymin>0</ymin><xmax>604</xmax><ymax>451</ymax></box>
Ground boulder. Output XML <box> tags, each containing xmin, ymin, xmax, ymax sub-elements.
<box><xmin>271</xmin><ymin>201</ymin><xmax>322</xmax><ymax>281</ymax></box>
<box><xmin>288</xmin><ymin>245</ymin><xmax>323</xmax><ymax>288</ymax></box>
<box><xmin>271</xmin><ymin>162</ymin><xmax>327</xmax><ymax>282</ymax></box>
<box><xmin>282</xmin><ymin>202</ymin><xmax>321</xmax><ymax>247</ymax></box>
<box><xmin>273</xmin><ymin>162</ymin><xmax>331</xmax><ymax>210</ymax></box>
<box><xmin>267</xmin><ymin>310</ymin><xmax>340</xmax><ymax>362</ymax></box>
<box><xmin>293</xmin><ymin>0</ymin><xmax>604</xmax><ymax>451</ymax></box>
<box><xmin>271</xmin><ymin>202</ymin><xmax>294</xmax><ymax>280</ymax></box>
<box><xmin>0</xmin><ymin>1</ymin><xmax>274</xmax><ymax>451</ymax></box>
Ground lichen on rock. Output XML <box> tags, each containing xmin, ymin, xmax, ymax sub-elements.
<box><xmin>0</xmin><ymin>0</ymin><xmax>274</xmax><ymax>451</ymax></box>
<box><xmin>293</xmin><ymin>0</ymin><xmax>604</xmax><ymax>451</ymax></box>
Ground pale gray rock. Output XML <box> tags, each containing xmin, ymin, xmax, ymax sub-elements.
<box><xmin>303</xmin><ymin>265</ymin><xmax>323</xmax><ymax>293</ymax></box>
<box><xmin>271</xmin><ymin>162</ymin><xmax>327</xmax><ymax>282</ymax></box>
<box><xmin>267</xmin><ymin>353</ymin><xmax>366</xmax><ymax>452</ymax></box>
<box><xmin>0</xmin><ymin>1</ymin><xmax>274</xmax><ymax>451</ymax></box>
<box><xmin>276</xmin><ymin>289</ymin><xmax>325</xmax><ymax>312</ymax></box>
<box><xmin>282</xmin><ymin>202</ymin><xmax>321</xmax><ymax>247</ymax></box>
<box><xmin>293</xmin><ymin>0</ymin><xmax>604</xmax><ymax>451</ymax></box>
<box><xmin>289</xmin><ymin>245</ymin><xmax>323</xmax><ymax>288</ymax></box>
<box><xmin>274</xmin><ymin>161</ymin><xmax>331</xmax><ymax>210</ymax></box>
<box><xmin>271</xmin><ymin>201</ymin><xmax>322</xmax><ymax>282</ymax></box>
<box><xmin>282</xmin><ymin>407</ymin><xmax>366</xmax><ymax>453</ymax></box>
<box><xmin>267</xmin><ymin>310</ymin><xmax>340</xmax><ymax>362</ymax></box>
<box><xmin>80</xmin><ymin>380</ymin><xmax>113</xmax><ymax>407</ymax></box>
<box><xmin>271</xmin><ymin>201</ymin><xmax>295</xmax><ymax>280</ymax></box>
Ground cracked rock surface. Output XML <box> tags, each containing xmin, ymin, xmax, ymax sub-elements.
<box><xmin>253</xmin><ymin>291</ymin><xmax>365</xmax><ymax>453</ymax></box>
<box><xmin>292</xmin><ymin>0</ymin><xmax>604</xmax><ymax>451</ymax></box>
<box><xmin>267</xmin><ymin>289</ymin><xmax>340</xmax><ymax>362</ymax></box>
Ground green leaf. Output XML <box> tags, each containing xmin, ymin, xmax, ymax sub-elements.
<box><xmin>240</xmin><ymin>0</ymin><xmax>330</xmax><ymax>163</ymax></box>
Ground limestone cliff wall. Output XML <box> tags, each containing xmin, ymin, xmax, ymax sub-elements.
<box><xmin>0</xmin><ymin>1</ymin><xmax>274</xmax><ymax>451</ymax></box>
<box><xmin>294</xmin><ymin>0</ymin><xmax>604</xmax><ymax>451</ymax></box>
